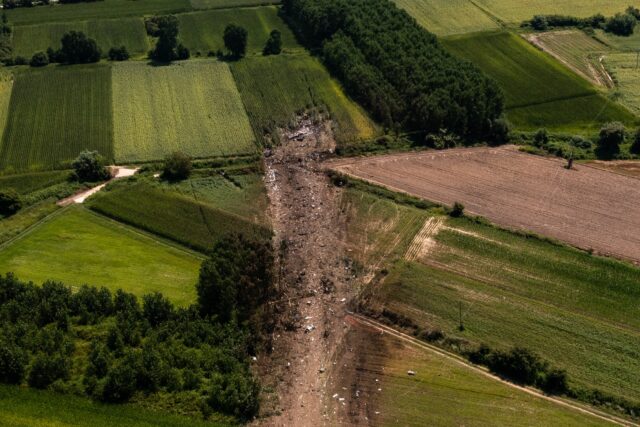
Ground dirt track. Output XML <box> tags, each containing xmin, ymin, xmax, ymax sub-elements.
<box><xmin>329</xmin><ymin>146</ymin><xmax>640</xmax><ymax>263</ymax></box>
<box><xmin>256</xmin><ymin>120</ymin><xmax>355</xmax><ymax>426</ymax></box>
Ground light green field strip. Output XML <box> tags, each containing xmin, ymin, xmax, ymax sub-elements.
<box><xmin>595</xmin><ymin>26</ymin><xmax>640</xmax><ymax>51</ymax></box>
<box><xmin>0</xmin><ymin>71</ymin><xmax>13</xmax><ymax>148</ymax></box>
<box><xmin>393</xmin><ymin>0</ymin><xmax>499</xmax><ymax>36</ymax></box>
<box><xmin>190</xmin><ymin>0</ymin><xmax>280</xmax><ymax>9</ymax></box>
<box><xmin>178</xmin><ymin>6</ymin><xmax>299</xmax><ymax>55</ymax></box>
<box><xmin>605</xmin><ymin>52</ymin><xmax>640</xmax><ymax>114</ymax></box>
<box><xmin>112</xmin><ymin>60</ymin><xmax>255</xmax><ymax>163</ymax></box>
<box><xmin>474</xmin><ymin>0</ymin><xmax>640</xmax><ymax>24</ymax></box>
<box><xmin>11</xmin><ymin>17</ymin><xmax>150</xmax><ymax>59</ymax></box>
<box><xmin>0</xmin><ymin>64</ymin><xmax>113</xmax><ymax>173</ymax></box>
<box><xmin>0</xmin><ymin>206</ymin><xmax>201</xmax><ymax>306</ymax></box>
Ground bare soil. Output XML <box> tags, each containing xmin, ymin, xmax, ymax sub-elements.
<box><xmin>328</xmin><ymin>145</ymin><xmax>640</xmax><ymax>264</ymax></box>
<box><xmin>586</xmin><ymin>160</ymin><xmax>640</xmax><ymax>179</ymax></box>
<box><xmin>255</xmin><ymin>119</ymin><xmax>356</xmax><ymax>426</ymax></box>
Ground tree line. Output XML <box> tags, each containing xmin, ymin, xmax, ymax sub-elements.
<box><xmin>0</xmin><ymin>233</ymin><xmax>276</xmax><ymax>422</ymax></box>
<box><xmin>524</xmin><ymin>6</ymin><xmax>640</xmax><ymax>36</ymax></box>
<box><xmin>282</xmin><ymin>0</ymin><xmax>506</xmax><ymax>142</ymax></box>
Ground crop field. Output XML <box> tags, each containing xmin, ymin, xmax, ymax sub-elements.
<box><xmin>89</xmin><ymin>181</ymin><xmax>271</xmax><ymax>252</ymax></box>
<box><xmin>586</xmin><ymin>160</ymin><xmax>640</xmax><ymax>177</ymax></box>
<box><xmin>5</xmin><ymin>0</ymin><xmax>191</xmax><ymax>25</ymax></box>
<box><xmin>231</xmin><ymin>55</ymin><xmax>380</xmax><ymax>145</ymax></box>
<box><xmin>473</xmin><ymin>0</ymin><xmax>640</xmax><ymax>24</ymax></box>
<box><xmin>178</xmin><ymin>7</ymin><xmax>299</xmax><ymax>55</ymax></box>
<box><xmin>0</xmin><ymin>65</ymin><xmax>113</xmax><ymax>173</ymax></box>
<box><xmin>330</xmin><ymin>145</ymin><xmax>640</xmax><ymax>263</ymax></box>
<box><xmin>329</xmin><ymin>320</ymin><xmax>609</xmax><ymax>426</ymax></box>
<box><xmin>0</xmin><ymin>170</ymin><xmax>70</xmax><ymax>194</ymax></box>
<box><xmin>393</xmin><ymin>0</ymin><xmax>499</xmax><ymax>36</ymax></box>
<box><xmin>12</xmin><ymin>18</ymin><xmax>150</xmax><ymax>59</ymax></box>
<box><xmin>595</xmin><ymin>27</ymin><xmax>640</xmax><ymax>51</ymax></box>
<box><xmin>0</xmin><ymin>207</ymin><xmax>201</xmax><ymax>305</ymax></box>
<box><xmin>0</xmin><ymin>385</ymin><xmax>232</xmax><ymax>427</ymax></box>
<box><xmin>112</xmin><ymin>60</ymin><xmax>254</xmax><ymax>162</ymax></box>
<box><xmin>190</xmin><ymin>0</ymin><xmax>281</xmax><ymax>9</ymax></box>
<box><xmin>0</xmin><ymin>72</ymin><xmax>12</xmax><ymax>146</ymax></box>
<box><xmin>603</xmin><ymin>53</ymin><xmax>640</xmax><ymax>114</ymax></box>
<box><xmin>524</xmin><ymin>31</ymin><xmax>611</xmax><ymax>87</ymax></box>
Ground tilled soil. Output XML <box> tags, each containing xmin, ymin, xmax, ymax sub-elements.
<box><xmin>256</xmin><ymin>121</ymin><xmax>356</xmax><ymax>426</ymax></box>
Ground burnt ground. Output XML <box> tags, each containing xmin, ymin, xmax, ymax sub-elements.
<box><xmin>254</xmin><ymin>119</ymin><xmax>357</xmax><ymax>426</ymax></box>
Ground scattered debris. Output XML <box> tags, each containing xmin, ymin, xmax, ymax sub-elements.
<box><xmin>407</xmin><ymin>370</ymin><xmax>416</xmax><ymax>376</ymax></box>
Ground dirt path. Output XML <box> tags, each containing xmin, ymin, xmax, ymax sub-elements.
<box><xmin>57</xmin><ymin>166</ymin><xmax>137</xmax><ymax>206</ymax></box>
<box><xmin>256</xmin><ymin>120</ymin><xmax>355</xmax><ymax>426</ymax></box>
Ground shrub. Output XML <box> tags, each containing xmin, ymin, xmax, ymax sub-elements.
<box><xmin>263</xmin><ymin>29</ymin><xmax>282</xmax><ymax>55</ymax></box>
<box><xmin>605</xmin><ymin>13</ymin><xmax>637</xmax><ymax>36</ymax></box>
<box><xmin>0</xmin><ymin>340</ymin><xmax>27</xmax><ymax>384</ymax></box>
<box><xmin>533</xmin><ymin>128</ymin><xmax>549</xmax><ymax>147</ymax></box>
<box><xmin>0</xmin><ymin>189</ymin><xmax>22</xmax><ymax>217</ymax></box>
<box><xmin>108</xmin><ymin>46</ymin><xmax>129</xmax><ymax>61</ymax></box>
<box><xmin>86</xmin><ymin>342</ymin><xmax>111</xmax><ymax>379</ymax></box>
<box><xmin>450</xmin><ymin>202</ymin><xmax>465</xmax><ymax>218</ymax></box>
<box><xmin>487</xmin><ymin>347</ymin><xmax>548</xmax><ymax>386</ymax></box>
<box><xmin>570</xmin><ymin>135</ymin><xmax>592</xmax><ymax>149</ymax></box>
<box><xmin>58</xmin><ymin>31</ymin><xmax>101</xmax><ymax>64</ymax></box>
<box><xmin>28</xmin><ymin>352</ymin><xmax>71</xmax><ymax>389</ymax></box>
<box><xmin>72</xmin><ymin>150</ymin><xmax>111</xmax><ymax>182</ymax></box>
<box><xmin>207</xmin><ymin>371</ymin><xmax>260</xmax><ymax>421</ymax></box>
<box><xmin>100</xmin><ymin>360</ymin><xmax>137</xmax><ymax>402</ymax></box>
<box><xmin>530</xmin><ymin>15</ymin><xmax>549</xmax><ymax>30</ymax></box>
<box><xmin>540</xmin><ymin>368</ymin><xmax>569</xmax><ymax>394</ymax></box>
<box><xmin>176</xmin><ymin>43</ymin><xmax>190</xmax><ymax>60</ymax></box>
<box><xmin>631</xmin><ymin>128</ymin><xmax>640</xmax><ymax>154</ymax></box>
<box><xmin>13</xmin><ymin>56</ymin><xmax>27</xmax><ymax>65</ymax></box>
<box><xmin>597</xmin><ymin>121</ymin><xmax>625</xmax><ymax>158</ymax></box>
<box><xmin>142</xmin><ymin>292</ymin><xmax>174</xmax><ymax>327</ymax></box>
<box><xmin>29</xmin><ymin>51</ymin><xmax>49</xmax><ymax>67</ymax></box>
<box><xmin>224</xmin><ymin>24</ymin><xmax>248</xmax><ymax>58</ymax></box>
<box><xmin>162</xmin><ymin>151</ymin><xmax>192</xmax><ymax>181</ymax></box>
<box><xmin>491</xmin><ymin>117</ymin><xmax>511</xmax><ymax>145</ymax></box>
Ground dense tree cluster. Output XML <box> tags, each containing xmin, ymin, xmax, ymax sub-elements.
<box><xmin>224</xmin><ymin>24</ymin><xmax>248</xmax><ymax>58</ymax></box>
<box><xmin>161</xmin><ymin>151</ymin><xmax>192</xmax><ymax>181</ymax></box>
<box><xmin>44</xmin><ymin>31</ymin><xmax>102</xmax><ymax>64</ymax></box>
<box><xmin>525</xmin><ymin>7</ymin><xmax>638</xmax><ymax>36</ymax></box>
<box><xmin>147</xmin><ymin>15</ymin><xmax>190</xmax><ymax>63</ymax></box>
<box><xmin>72</xmin><ymin>150</ymin><xmax>111</xmax><ymax>183</ymax></box>
<box><xmin>0</xmin><ymin>189</ymin><xmax>21</xmax><ymax>217</ymax></box>
<box><xmin>282</xmin><ymin>0</ymin><xmax>505</xmax><ymax>141</ymax></box>
<box><xmin>0</xmin><ymin>233</ymin><xmax>273</xmax><ymax>422</ymax></box>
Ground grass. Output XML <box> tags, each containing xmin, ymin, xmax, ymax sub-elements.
<box><xmin>342</xmin><ymin>327</ymin><xmax>609</xmax><ymax>426</ymax></box>
<box><xmin>112</xmin><ymin>60</ymin><xmax>255</xmax><ymax>163</ymax></box>
<box><xmin>473</xmin><ymin>0</ymin><xmax>636</xmax><ymax>24</ymax></box>
<box><xmin>0</xmin><ymin>170</ymin><xmax>71</xmax><ymax>193</ymax></box>
<box><xmin>190</xmin><ymin>0</ymin><xmax>280</xmax><ymax>9</ymax></box>
<box><xmin>0</xmin><ymin>384</ymin><xmax>234</xmax><ymax>427</ymax></box>
<box><xmin>595</xmin><ymin>25</ymin><xmax>640</xmax><ymax>51</ymax></box>
<box><xmin>0</xmin><ymin>71</ymin><xmax>12</xmax><ymax>145</ymax></box>
<box><xmin>0</xmin><ymin>206</ymin><xmax>201</xmax><ymax>306</ymax></box>
<box><xmin>356</xmin><ymin>194</ymin><xmax>640</xmax><ymax>406</ymax></box>
<box><xmin>443</xmin><ymin>31</ymin><xmax>637</xmax><ymax>132</ymax></box>
<box><xmin>88</xmin><ymin>180</ymin><xmax>271</xmax><ymax>253</ymax></box>
<box><xmin>5</xmin><ymin>0</ymin><xmax>191</xmax><ymax>25</ymax></box>
<box><xmin>0</xmin><ymin>200</ymin><xmax>59</xmax><ymax>246</ymax></box>
<box><xmin>12</xmin><ymin>18</ymin><xmax>150</xmax><ymax>59</ymax></box>
<box><xmin>231</xmin><ymin>54</ymin><xmax>380</xmax><ymax>145</ymax></box>
<box><xmin>393</xmin><ymin>0</ymin><xmax>499</xmax><ymax>36</ymax></box>
<box><xmin>603</xmin><ymin>52</ymin><xmax>640</xmax><ymax>115</ymax></box>
<box><xmin>0</xmin><ymin>65</ymin><xmax>113</xmax><ymax>173</ymax></box>
<box><xmin>178</xmin><ymin>6</ymin><xmax>299</xmax><ymax>56</ymax></box>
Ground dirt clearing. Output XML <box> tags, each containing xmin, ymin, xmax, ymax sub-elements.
<box><xmin>328</xmin><ymin>146</ymin><xmax>640</xmax><ymax>263</ymax></box>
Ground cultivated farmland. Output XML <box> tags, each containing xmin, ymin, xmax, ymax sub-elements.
<box><xmin>231</xmin><ymin>54</ymin><xmax>380</xmax><ymax>145</ymax></box>
<box><xmin>0</xmin><ymin>72</ymin><xmax>12</xmax><ymax>145</ymax></box>
<box><xmin>330</xmin><ymin>145</ymin><xmax>640</xmax><ymax>263</ymax></box>
<box><xmin>12</xmin><ymin>18</ymin><xmax>150</xmax><ymax>59</ymax></box>
<box><xmin>329</xmin><ymin>320</ymin><xmax>610</xmax><ymax>426</ymax></box>
<box><xmin>473</xmin><ymin>0</ymin><xmax>640</xmax><ymax>24</ymax></box>
<box><xmin>393</xmin><ymin>0</ymin><xmax>499</xmax><ymax>36</ymax></box>
<box><xmin>603</xmin><ymin>53</ymin><xmax>640</xmax><ymax>115</ymax></box>
<box><xmin>190</xmin><ymin>0</ymin><xmax>281</xmax><ymax>9</ymax></box>
<box><xmin>0</xmin><ymin>65</ymin><xmax>113</xmax><ymax>173</ymax></box>
<box><xmin>0</xmin><ymin>170</ymin><xmax>71</xmax><ymax>194</ymax></box>
<box><xmin>0</xmin><ymin>207</ymin><xmax>201</xmax><ymax>305</ymax></box>
<box><xmin>112</xmin><ymin>60</ymin><xmax>255</xmax><ymax>163</ymax></box>
<box><xmin>178</xmin><ymin>6</ymin><xmax>299</xmax><ymax>55</ymax></box>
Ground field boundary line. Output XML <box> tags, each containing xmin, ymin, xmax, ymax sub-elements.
<box><xmin>347</xmin><ymin>312</ymin><xmax>637</xmax><ymax>427</ymax></box>
<box><xmin>0</xmin><ymin>204</ymin><xmax>69</xmax><ymax>252</ymax></box>
<box><xmin>83</xmin><ymin>208</ymin><xmax>207</xmax><ymax>260</ymax></box>
<box><xmin>466</xmin><ymin>0</ymin><xmax>505</xmax><ymax>28</ymax></box>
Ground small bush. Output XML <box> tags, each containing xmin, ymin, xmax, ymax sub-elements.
<box><xmin>176</xmin><ymin>44</ymin><xmax>190</xmax><ymax>60</ymax></box>
<box><xmin>108</xmin><ymin>46</ymin><xmax>129</xmax><ymax>61</ymax></box>
<box><xmin>207</xmin><ymin>372</ymin><xmax>260</xmax><ymax>421</ymax></box>
<box><xmin>29</xmin><ymin>51</ymin><xmax>49</xmax><ymax>67</ymax></box>
<box><xmin>162</xmin><ymin>151</ymin><xmax>192</xmax><ymax>181</ymax></box>
<box><xmin>605</xmin><ymin>13</ymin><xmax>637</xmax><ymax>36</ymax></box>
<box><xmin>263</xmin><ymin>29</ymin><xmax>282</xmax><ymax>56</ymax></box>
<box><xmin>72</xmin><ymin>150</ymin><xmax>111</xmax><ymax>182</ymax></box>
<box><xmin>631</xmin><ymin>128</ymin><xmax>640</xmax><ymax>154</ymax></box>
<box><xmin>450</xmin><ymin>202</ymin><xmax>465</xmax><ymax>218</ymax></box>
<box><xmin>597</xmin><ymin>122</ymin><xmax>625</xmax><ymax>158</ymax></box>
<box><xmin>0</xmin><ymin>189</ymin><xmax>22</xmax><ymax>217</ymax></box>
<box><xmin>487</xmin><ymin>347</ymin><xmax>548</xmax><ymax>385</ymax></box>
<box><xmin>14</xmin><ymin>56</ymin><xmax>27</xmax><ymax>65</ymax></box>
<box><xmin>533</xmin><ymin>128</ymin><xmax>549</xmax><ymax>147</ymax></box>
<box><xmin>28</xmin><ymin>352</ymin><xmax>71</xmax><ymax>389</ymax></box>
<box><xmin>100</xmin><ymin>360</ymin><xmax>137</xmax><ymax>402</ymax></box>
<box><xmin>0</xmin><ymin>340</ymin><xmax>27</xmax><ymax>384</ymax></box>
<box><xmin>540</xmin><ymin>368</ymin><xmax>569</xmax><ymax>394</ymax></box>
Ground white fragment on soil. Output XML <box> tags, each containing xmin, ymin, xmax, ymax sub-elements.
<box><xmin>332</xmin><ymin>393</ymin><xmax>339</xmax><ymax>399</ymax></box>
<box><xmin>319</xmin><ymin>367</ymin><xmax>325</xmax><ymax>373</ymax></box>
<box><xmin>340</xmin><ymin>298</ymin><xmax>346</xmax><ymax>302</ymax></box>
<box><xmin>305</xmin><ymin>324</ymin><xmax>316</xmax><ymax>333</ymax></box>
<box><xmin>407</xmin><ymin>370</ymin><xmax>416</xmax><ymax>376</ymax></box>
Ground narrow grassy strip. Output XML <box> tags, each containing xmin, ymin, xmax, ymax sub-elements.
<box><xmin>0</xmin><ymin>201</ymin><xmax>60</xmax><ymax>246</ymax></box>
<box><xmin>190</xmin><ymin>0</ymin><xmax>280</xmax><ymax>9</ymax></box>
<box><xmin>0</xmin><ymin>170</ymin><xmax>71</xmax><ymax>193</ymax></box>
<box><xmin>0</xmin><ymin>71</ymin><xmax>12</xmax><ymax>147</ymax></box>
<box><xmin>88</xmin><ymin>182</ymin><xmax>271</xmax><ymax>253</ymax></box>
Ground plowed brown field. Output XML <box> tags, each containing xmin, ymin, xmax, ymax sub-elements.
<box><xmin>329</xmin><ymin>146</ymin><xmax>640</xmax><ymax>263</ymax></box>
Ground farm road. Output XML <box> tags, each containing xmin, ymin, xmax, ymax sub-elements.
<box><xmin>257</xmin><ymin>120</ymin><xmax>356</xmax><ymax>426</ymax></box>
<box><xmin>328</xmin><ymin>145</ymin><xmax>640</xmax><ymax>264</ymax></box>
<box><xmin>57</xmin><ymin>166</ymin><xmax>137</xmax><ymax>206</ymax></box>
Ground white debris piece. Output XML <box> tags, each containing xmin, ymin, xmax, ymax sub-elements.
<box><xmin>407</xmin><ymin>370</ymin><xmax>416</xmax><ymax>376</ymax></box>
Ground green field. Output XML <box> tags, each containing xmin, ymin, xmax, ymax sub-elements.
<box><xmin>89</xmin><ymin>181</ymin><xmax>271</xmax><ymax>252</ymax></box>
<box><xmin>0</xmin><ymin>65</ymin><xmax>113</xmax><ymax>173</ymax></box>
<box><xmin>443</xmin><ymin>32</ymin><xmax>636</xmax><ymax>131</ymax></box>
<box><xmin>190</xmin><ymin>0</ymin><xmax>280</xmax><ymax>9</ymax></box>
<box><xmin>350</xmin><ymin>184</ymin><xmax>640</xmax><ymax>406</ymax></box>
<box><xmin>393</xmin><ymin>0</ymin><xmax>499</xmax><ymax>36</ymax></box>
<box><xmin>604</xmin><ymin>53</ymin><xmax>640</xmax><ymax>114</ymax></box>
<box><xmin>0</xmin><ymin>385</ymin><xmax>233</xmax><ymax>427</ymax></box>
<box><xmin>112</xmin><ymin>60</ymin><xmax>254</xmax><ymax>163</ymax></box>
<box><xmin>0</xmin><ymin>71</ymin><xmax>12</xmax><ymax>146</ymax></box>
<box><xmin>5</xmin><ymin>0</ymin><xmax>191</xmax><ymax>25</ymax></box>
<box><xmin>0</xmin><ymin>201</ymin><xmax>59</xmax><ymax>245</ymax></box>
<box><xmin>0</xmin><ymin>170</ymin><xmax>71</xmax><ymax>193</ymax></box>
<box><xmin>595</xmin><ymin>26</ymin><xmax>640</xmax><ymax>51</ymax></box>
<box><xmin>12</xmin><ymin>18</ymin><xmax>150</xmax><ymax>59</ymax></box>
<box><xmin>231</xmin><ymin>54</ymin><xmax>380</xmax><ymax>145</ymax></box>
<box><xmin>474</xmin><ymin>0</ymin><xmax>639</xmax><ymax>24</ymax></box>
<box><xmin>336</xmin><ymin>326</ymin><xmax>608</xmax><ymax>426</ymax></box>
<box><xmin>0</xmin><ymin>207</ymin><xmax>201</xmax><ymax>305</ymax></box>
<box><xmin>178</xmin><ymin>6</ymin><xmax>299</xmax><ymax>55</ymax></box>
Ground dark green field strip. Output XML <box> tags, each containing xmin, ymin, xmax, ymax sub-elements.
<box><xmin>5</xmin><ymin>0</ymin><xmax>192</xmax><ymax>25</ymax></box>
<box><xmin>178</xmin><ymin>6</ymin><xmax>300</xmax><ymax>55</ymax></box>
<box><xmin>0</xmin><ymin>65</ymin><xmax>113</xmax><ymax>173</ymax></box>
<box><xmin>442</xmin><ymin>31</ymin><xmax>596</xmax><ymax>108</ymax></box>
<box><xmin>88</xmin><ymin>182</ymin><xmax>271</xmax><ymax>253</ymax></box>
<box><xmin>0</xmin><ymin>170</ymin><xmax>71</xmax><ymax>194</ymax></box>
<box><xmin>190</xmin><ymin>0</ymin><xmax>281</xmax><ymax>10</ymax></box>
<box><xmin>0</xmin><ymin>385</ymin><xmax>235</xmax><ymax>427</ymax></box>
<box><xmin>12</xmin><ymin>18</ymin><xmax>149</xmax><ymax>59</ymax></box>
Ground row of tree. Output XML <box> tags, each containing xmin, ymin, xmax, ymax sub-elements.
<box><xmin>3</xmin><ymin>0</ymin><xmax>100</xmax><ymax>9</ymax></box>
<box><xmin>526</xmin><ymin>6</ymin><xmax>640</xmax><ymax>36</ymax></box>
<box><xmin>0</xmin><ymin>232</ymin><xmax>275</xmax><ymax>421</ymax></box>
<box><xmin>282</xmin><ymin>0</ymin><xmax>505</xmax><ymax>141</ymax></box>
